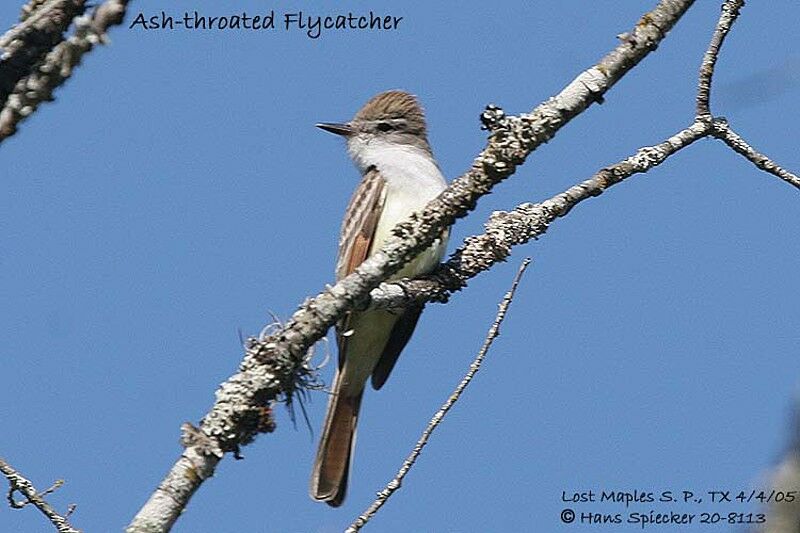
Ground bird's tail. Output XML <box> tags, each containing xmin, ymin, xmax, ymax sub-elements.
<box><xmin>310</xmin><ymin>370</ymin><xmax>364</xmax><ymax>507</ymax></box>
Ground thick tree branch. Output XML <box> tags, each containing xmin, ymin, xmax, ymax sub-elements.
<box><xmin>0</xmin><ymin>458</ymin><xmax>79</xmax><ymax>533</ymax></box>
<box><xmin>0</xmin><ymin>0</ymin><xmax>129</xmax><ymax>142</ymax></box>
<box><xmin>0</xmin><ymin>0</ymin><xmax>71</xmax><ymax>48</ymax></box>
<box><xmin>20</xmin><ymin>0</ymin><xmax>54</xmax><ymax>22</ymax></box>
<box><xmin>0</xmin><ymin>0</ymin><xmax>85</xmax><ymax>110</ymax></box>
<box><xmin>126</xmin><ymin>1</ymin><xmax>696</xmax><ymax>531</ymax></box>
<box><xmin>346</xmin><ymin>259</ymin><xmax>530</xmax><ymax>533</ymax></box>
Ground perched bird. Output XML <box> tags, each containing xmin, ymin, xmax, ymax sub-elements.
<box><xmin>310</xmin><ymin>90</ymin><xmax>449</xmax><ymax>506</ymax></box>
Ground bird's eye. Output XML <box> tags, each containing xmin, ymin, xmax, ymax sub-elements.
<box><xmin>376</xmin><ymin>122</ymin><xmax>393</xmax><ymax>132</ymax></box>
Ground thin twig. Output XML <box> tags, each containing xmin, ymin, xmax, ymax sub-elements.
<box><xmin>0</xmin><ymin>458</ymin><xmax>80</xmax><ymax>533</ymax></box>
<box><xmin>345</xmin><ymin>259</ymin><xmax>531</xmax><ymax>533</ymax></box>
<box><xmin>712</xmin><ymin>119</ymin><xmax>800</xmax><ymax>190</ymax></box>
<box><xmin>696</xmin><ymin>0</ymin><xmax>744</xmax><ymax>116</ymax></box>
<box><xmin>695</xmin><ymin>0</ymin><xmax>800</xmax><ymax>191</ymax></box>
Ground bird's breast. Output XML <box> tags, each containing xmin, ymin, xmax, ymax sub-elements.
<box><xmin>363</xmin><ymin>144</ymin><xmax>448</xmax><ymax>278</ymax></box>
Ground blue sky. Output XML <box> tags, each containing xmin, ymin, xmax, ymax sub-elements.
<box><xmin>2</xmin><ymin>1</ymin><xmax>799</xmax><ymax>532</ymax></box>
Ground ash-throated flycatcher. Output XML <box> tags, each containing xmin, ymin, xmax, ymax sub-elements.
<box><xmin>310</xmin><ymin>90</ymin><xmax>449</xmax><ymax>506</ymax></box>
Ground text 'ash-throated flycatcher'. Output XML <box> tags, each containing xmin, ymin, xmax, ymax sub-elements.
<box><xmin>310</xmin><ymin>91</ymin><xmax>449</xmax><ymax>506</ymax></box>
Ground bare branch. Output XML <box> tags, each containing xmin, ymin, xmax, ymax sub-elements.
<box><xmin>0</xmin><ymin>0</ymin><xmax>129</xmax><ymax>142</ymax></box>
<box><xmin>694</xmin><ymin>0</ymin><xmax>800</xmax><ymax>191</ymax></box>
<box><xmin>696</xmin><ymin>0</ymin><xmax>744</xmax><ymax>116</ymax></box>
<box><xmin>126</xmin><ymin>2</ymin><xmax>696</xmax><ymax>530</ymax></box>
<box><xmin>346</xmin><ymin>259</ymin><xmax>531</xmax><ymax>533</ymax></box>
<box><xmin>366</xmin><ymin>120</ymin><xmax>710</xmax><ymax>310</ymax></box>
<box><xmin>711</xmin><ymin>119</ymin><xmax>800</xmax><ymax>190</ymax></box>
<box><xmin>0</xmin><ymin>458</ymin><xmax>80</xmax><ymax>533</ymax></box>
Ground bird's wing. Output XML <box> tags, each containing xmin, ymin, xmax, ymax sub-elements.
<box><xmin>370</xmin><ymin>305</ymin><xmax>423</xmax><ymax>390</ymax></box>
<box><xmin>335</xmin><ymin>167</ymin><xmax>386</xmax><ymax>280</ymax></box>
<box><xmin>335</xmin><ymin>167</ymin><xmax>387</xmax><ymax>366</ymax></box>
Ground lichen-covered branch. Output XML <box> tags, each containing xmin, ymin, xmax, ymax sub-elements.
<box><xmin>19</xmin><ymin>0</ymin><xmax>54</xmax><ymax>22</ymax></box>
<box><xmin>126</xmin><ymin>1</ymin><xmax>696</xmax><ymax>531</ymax></box>
<box><xmin>0</xmin><ymin>0</ymin><xmax>85</xmax><ymax>110</ymax></box>
<box><xmin>0</xmin><ymin>0</ymin><xmax>74</xmax><ymax>49</ymax></box>
<box><xmin>0</xmin><ymin>458</ymin><xmax>80</xmax><ymax>533</ymax></box>
<box><xmin>0</xmin><ymin>0</ymin><xmax>128</xmax><ymax>141</ymax></box>
<box><xmin>122</xmin><ymin>424</ymin><xmax>228</xmax><ymax>533</ymax></box>
<box><xmin>346</xmin><ymin>259</ymin><xmax>530</xmax><ymax>533</ymax></box>
<box><xmin>365</xmin><ymin>120</ymin><xmax>710</xmax><ymax>310</ymax></box>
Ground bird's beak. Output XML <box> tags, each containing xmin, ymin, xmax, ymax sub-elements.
<box><xmin>316</xmin><ymin>122</ymin><xmax>354</xmax><ymax>136</ymax></box>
